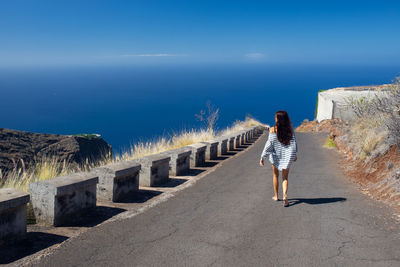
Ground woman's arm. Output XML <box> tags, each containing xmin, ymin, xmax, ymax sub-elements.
<box><xmin>293</xmin><ymin>133</ymin><xmax>298</xmax><ymax>161</ymax></box>
<box><xmin>260</xmin><ymin>134</ymin><xmax>274</xmax><ymax>159</ymax></box>
<box><xmin>260</xmin><ymin>128</ymin><xmax>275</xmax><ymax>166</ymax></box>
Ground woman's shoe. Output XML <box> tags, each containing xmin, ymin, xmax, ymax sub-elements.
<box><xmin>272</xmin><ymin>196</ymin><xmax>278</xmax><ymax>201</ymax></box>
<box><xmin>283</xmin><ymin>199</ymin><xmax>289</xmax><ymax>207</ymax></box>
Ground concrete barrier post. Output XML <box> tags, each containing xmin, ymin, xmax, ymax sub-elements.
<box><xmin>240</xmin><ymin>132</ymin><xmax>246</xmax><ymax>145</ymax></box>
<box><xmin>28</xmin><ymin>173</ymin><xmax>98</xmax><ymax>226</ymax></box>
<box><xmin>235</xmin><ymin>135</ymin><xmax>241</xmax><ymax>148</ymax></box>
<box><xmin>217</xmin><ymin>138</ymin><xmax>228</xmax><ymax>155</ymax></box>
<box><xmin>249</xmin><ymin>128</ymin><xmax>254</xmax><ymax>139</ymax></box>
<box><xmin>251</xmin><ymin>127</ymin><xmax>257</xmax><ymax>138</ymax></box>
<box><xmin>254</xmin><ymin>127</ymin><xmax>260</xmax><ymax>137</ymax></box>
<box><xmin>0</xmin><ymin>188</ymin><xmax>30</xmax><ymax>244</ymax></box>
<box><xmin>161</xmin><ymin>148</ymin><xmax>191</xmax><ymax>176</ymax></box>
<box><xmin>135</xmin><ymin>154</ymin><xmax>170</xmax><ymax>187</ymax></box>
<box><xmin>245</xmin><ymin>131</ymin><xmax>250</xmax><ymax>142</ymax></box>
<box><xmin>201</xmin><ymin>140</ymin><xmax>219</xmax><ymax>160</ymax></box>
<box><xmin>186</xmin><ymin>143</ymin><xmax>207</xmax><ymax>167</ymax></box>
<box><xmin>228</xmin><ymin>136</ymin><xmax>235</xmax><ymax>151</ymax></box>
<box><xmin>91</xmin><ymin>161</ymin><xmax>141</xmax><ymax>202</ymax></box>
<box><xmin>257</xmin><ymin>126</ymin><xmax>265</xmax><ymax>135</ymax></box>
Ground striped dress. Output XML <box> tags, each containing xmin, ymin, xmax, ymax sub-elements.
<box><xmin>261</xmin><ymin>132</ymin><xmax>297</xmax><ymax>170</ymax></box>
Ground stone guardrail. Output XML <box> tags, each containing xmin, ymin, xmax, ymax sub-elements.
<box><xmin>240</xmin><ymin>132</ymin><xmax>246</xmax><ymax>145</ymax></box>
<box><xmin>161</xmin><ymin>148</ymin><xmax>191</xmax><ymax>176</ymax></box>
<box><xmin>186</xmin><ymin>143</ymin><xmax>207</xmax><ymax>167</ymax></box>
<box><xmin>249</xmin><ymin>127</ymin><xmax>255</xmax><ymax>139</ymax></box>
<box><xmin>201</xmin><ymin>140</ymin><xmax>219</xmax><ymax>160</ymax></box>
<box><xmin>91</xmin><ymin>161</ymin><xmax>141</xmax><ymax>202</ymax></box>
<box><xmin>28</xmin><ymin>173</ymin><xmax>98</xmax><ymax>226</ymax></box>
<box><xmin>256</xmin><ymin>126</ymin><xmax>265</xmax><ymax>135</ymax></box>
<box><xmin>235</xmin><ymin>134</ymin><xmax>241</xmax><ymax>148</ymax></box>
<box><xmin>0</xmin><ymin>126</ymin><xmax>266</xmax><ymax>241</ymax></box>
<box><xmin>250</xmin><ymin>126</ymin><xmax>257</xmax><ymax>137</ymax></box>
<box><xmin>216</xmin><ymin>137</ymin><xmax>228</xmax><ymax>155</ymax></box>
<box><xmin>246</xmin><ymin>131</ymin><xmax>251</xmax><ymax>142</ymax></box>
<box><xmin>0</xmin><ymin>188</ymin><xmax>30</xmax><ymax>244</ymax></box>
<box><xmin>228</xmin><ymin>136</ymin><xmax>235</xmax><ymax>151</ymax></box>
<box><xmin>135</xmin><ymin>154</ymin><xmax>170</xmax><ymax>187</ymax></box>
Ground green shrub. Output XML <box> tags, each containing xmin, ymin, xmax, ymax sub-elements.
<box><xmin>324</xmin><ymin>137</ymin><xmax>336</xmax><ymax>148</ymax></box>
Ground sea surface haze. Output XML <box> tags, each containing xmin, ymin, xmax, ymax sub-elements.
<box><xmin>0</xmin><ymin>63</ymin><xmax>399</xmax><ymax>152</ymax></box>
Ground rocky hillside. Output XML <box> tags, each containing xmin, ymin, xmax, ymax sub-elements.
<box><xmin>0</xmin><ymin>128</ymin><xmax>112</xmax><ymax>176</ymax></box>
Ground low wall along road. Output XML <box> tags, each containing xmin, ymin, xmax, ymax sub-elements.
<box><xmin>0</xmin><ymin>126</ymin><xmax>263</xmax><ymax>263</ymax></box>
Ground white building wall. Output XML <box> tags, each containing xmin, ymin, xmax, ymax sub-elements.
<box><xmin>332</xmin><ymin>101</ymin><xmax>356</xmax><ymax>121</ymax></box>
<box><xmin>316</xmin><ymin>89</ymin><xmax>385</xmax><ymax>122</ymax></box>
<box><xmin>316</xmin><ymin>93</ymin><xmax>334</xmax><ymax>122</ymax></box>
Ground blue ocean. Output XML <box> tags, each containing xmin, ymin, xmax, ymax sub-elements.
<box><xmin>1</xmin><ymin>63</ymin><xmax>399</xmax><ymax>152</ymax></box>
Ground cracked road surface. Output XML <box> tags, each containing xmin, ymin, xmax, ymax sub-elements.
<box><xmin>36</xmin><ymin>133</ymin><xmax>400</xmax><ymax>266</ymax></box>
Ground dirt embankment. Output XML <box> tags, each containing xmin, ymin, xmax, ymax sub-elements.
<box><xmin>297</xmin><ymin>119</ymin><xmax>400</xmax><ymax>213</ymax></box>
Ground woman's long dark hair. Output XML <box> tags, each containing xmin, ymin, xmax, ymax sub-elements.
<box><xmin>275</xmin><ymin>110</ymin><xmax>293</xmax><ymax>145</ymax></box>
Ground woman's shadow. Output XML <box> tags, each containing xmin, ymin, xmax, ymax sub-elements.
<box><xmin>287</xmin><ymin>197</ymin><xmax>346</xmax><ymax>207</ymax></box>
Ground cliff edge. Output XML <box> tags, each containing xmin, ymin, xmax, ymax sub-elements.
<box><xmin>0</xmin><ymin>128</ymin><xmax>112</xmax><ymax>176</ymax></box>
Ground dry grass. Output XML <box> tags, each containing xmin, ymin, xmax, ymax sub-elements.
<box><xmin>1</xmin><ymin>116</ymin><xmax>265</xmax><ymax>192</ymax></box>
<box><xmin>220</xmin><ymin>116</ymin><xmax>267</xmax><ymax>136</ymax></box>
<box><xmin>344</xmin><ymin>117</ymin><xmax>389</xmax><ymax>161</ymax></box>
<box><xmin>1</xmin><ymin>157</ymin><xmax>78</xmax><ymax>192</ymax></box>
<box><xmin>116</xmin><ymin>129</ymin><xmax>215</xmax><ymax>161</ymax></box>
<box><xmin>118</xmin><ymin>116</ymin><xmax>265</xmax><ymax>161</ymax></box>
<box><xmin>359</xmin><ymin>134</ymin><xmax>385</xmax><ymax>161</ymax></box>
<box><xmin>345</xmin><ymin>77</ymin><xmax>400</xmax><ymax>153</ymax></box>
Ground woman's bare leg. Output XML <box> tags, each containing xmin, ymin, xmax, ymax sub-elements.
<box><xmin>272</xmin><ymin>165</ymin><xmax>279</xmax><ymax>200</ymax></box>
<box><xmin>282</xmin><ymin>169</ymin><xmax>289</xmax><ymax>201</ymax></box>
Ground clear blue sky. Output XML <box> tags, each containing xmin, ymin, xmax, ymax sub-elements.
<box><xmin>1</xmin><ymin>0</ymin><xmax>400</xmax><ymax>66</ymax></box>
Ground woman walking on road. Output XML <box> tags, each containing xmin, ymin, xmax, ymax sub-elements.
<box><xmin>260</xmin><ymin>110</ymin><xmax>297</xmax><ymax>207</ymax></box>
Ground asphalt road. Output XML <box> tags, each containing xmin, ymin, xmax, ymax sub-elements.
<box><xmin>36</xmin><ymin>133</ymin><xmax>400</xmax><ymax>267</ymax></box>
